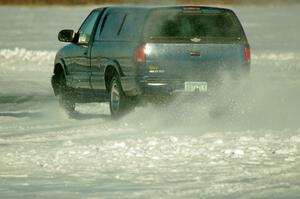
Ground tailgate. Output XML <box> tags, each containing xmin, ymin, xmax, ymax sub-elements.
<box><xmin>144</xmin><ymin>42</ymin><xmax>246</xmax><ymax>81</ymax></box>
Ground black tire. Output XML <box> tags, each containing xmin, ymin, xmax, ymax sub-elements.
<box><xmin>109</xmin><ymin>75</ymin><xmax>133</xmax><ymax>118</ymax></box>
<box><xmin>58</xmin><ymin>73</ymin><xmax>75</xmax><ymax>113</ymax></box>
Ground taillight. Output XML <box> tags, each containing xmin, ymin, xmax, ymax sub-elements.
<box><xmin>245</xmin><ymin>47</ymin><xmax>251</xmax><ymax>64</ymax></box>
<box><xmin>183</xmin><ymin>7</ymin><xmax>201</xmax><ymax>11</ymax></box>
<box><xmin>183</xmin><ymin>7</ymin><xmax>201</xmax><ymax>14</ymax></box>
<box><xmin>135</xmin><ymin>46</ymin><xmax>145</xmax><ymax>63</ymax></box>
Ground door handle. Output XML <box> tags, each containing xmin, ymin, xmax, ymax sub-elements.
<box><xmin>83</xmin><ymin>51</ymin><xmax>88</xmax><ymax>56</ymax></box>
<box><xmin>190</xmin><ymin>51</ymin><xmax>201</xmax><ymax>57</ymax></box>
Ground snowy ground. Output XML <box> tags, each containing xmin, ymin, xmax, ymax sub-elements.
<box><xmin>0</xmin><ymin>5</ymin><xmax>300</xmax><ymax>199</ymax></box>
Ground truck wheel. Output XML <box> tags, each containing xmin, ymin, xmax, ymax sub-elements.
<box><xmin>58</xmin><ymin>73</ymin><xmax>75</xmax><ymax>113</ymax></box>
<box><xmin>109</xmin><ymin>75</ymin><xmax>131</xmax><ymax>118</ymax></box>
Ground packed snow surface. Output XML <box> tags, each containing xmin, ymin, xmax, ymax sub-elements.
<box><xmin>0</xmin><ymin>5</ymin><xmax>300</xmax><ymax>199</ymax></box>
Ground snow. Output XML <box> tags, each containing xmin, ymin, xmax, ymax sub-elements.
<box><xmin>0</xmin><ymin>5</ymin><xmax>300</xmax><ymax>199</ymax></box>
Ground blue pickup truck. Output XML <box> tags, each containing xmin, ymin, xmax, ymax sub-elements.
<box><xmin>51</xmin><ymin>6</ymin><xmax>250</xmax><ymax>117</ymax></box>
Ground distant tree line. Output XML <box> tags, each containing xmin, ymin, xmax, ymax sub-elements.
<box><xmin>0</xmin><ymin>0</ymin><xmax>298</xmax><ymax>5</ymax></box>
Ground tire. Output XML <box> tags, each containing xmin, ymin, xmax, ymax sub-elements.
<box><xmin>109</xmin><ymin>75</ymin><xmax>133</xmax><ymax>118</ymax></box>
<box><xmin>58</xmin><ymin>73</ymin><xmax>75</xmax><ymax>113</ymax></box>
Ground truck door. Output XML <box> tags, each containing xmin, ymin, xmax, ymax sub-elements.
<box><xmin>90</xmin><ymin>10</ymin><xmax>127</xmax><ymax>90</ymax></box>
<box><xmin>67</xmin><ymin>10</ymin><xmax>100</xmax><ymax>89</ymax></box>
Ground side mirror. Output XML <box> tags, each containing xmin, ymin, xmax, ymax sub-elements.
<box><xmin>58</xmin><ymin>29</ymin><xmax>75</xmax><ymax>43</ymax></box>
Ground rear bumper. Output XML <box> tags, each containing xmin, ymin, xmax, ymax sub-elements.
<box><xmin>122</xmin><ymin>68</ymin><xmax>250</xmax><ymax>97</ymax></box>
<box><xmin>139</xmin><ymin>77</ymin><xmax>213</xmax><ymax>97</ymax></box>
<box><xmin>141</xmin><ymin>78</ymin><xmax>182</xmax><ymax>96</ymax></box>
<box><xmin>122</xmin><ymin>75</ymin><xmax>192</xmax><ymax>97</ymax></box>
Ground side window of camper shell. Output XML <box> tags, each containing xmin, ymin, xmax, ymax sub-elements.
<box><xmin>117</xmin><ymin>13</ymin><xmax>142</xmax><ymax>41</ymax></box>
<box><xmin>99</xmin><ymin>12</ymin><xmax>126</xmax><ymax>40</ymax></box>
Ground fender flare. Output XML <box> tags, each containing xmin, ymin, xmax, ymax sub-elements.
<box><xmin>52</xmin><ymin>58</ymin><xmax>68</xmax><ymax>96</ymax></box>
<box><xmin>54</xmin><ymin>57</ymin><xmax>68</xmax><ymax>76</ymax></box>
<box><xmin>103</xmin><ymin>60</ymin><xmax>124</xmax><ymax>91</ymax></box>
<box><xmin>103</xmin><ymin>60</ymin><xmax>123</xmax><ymax>77</ymax></box>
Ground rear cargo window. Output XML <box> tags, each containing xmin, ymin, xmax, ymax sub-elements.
<box><xmin>144</xmin><ymin>10</ymin><xmax>244</xmax><ymax>42</ymax></box>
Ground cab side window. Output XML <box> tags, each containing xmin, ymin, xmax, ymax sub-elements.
<box><xmin>78</xmin><ymin>11</ymin><xmax>99</xmax><ymax>44</ymax></box>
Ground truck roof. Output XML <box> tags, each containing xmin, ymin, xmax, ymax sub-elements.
<box><xmin>93</xmin><ymin>5</ymin><xmax>233</xmax><ymax>13</ymax></box>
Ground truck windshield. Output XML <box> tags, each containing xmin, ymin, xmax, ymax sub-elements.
<box><xmin>144</xmin><ymin>10</ymin><xmax>244</xmax><ymax>42</ymax></box>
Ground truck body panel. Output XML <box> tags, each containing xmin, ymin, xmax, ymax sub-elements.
<box><xmin>53</xmin><ymin>5</ymin><xmax>250</xmax><ymax>105</ymax></box>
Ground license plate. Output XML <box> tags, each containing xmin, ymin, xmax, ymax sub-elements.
<box><xmin>184</xmin><ymin>82</ymin><xmax>208</xmax><ymax>92</ymax></box>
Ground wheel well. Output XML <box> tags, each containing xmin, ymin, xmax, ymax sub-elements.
<box><xmin>105</xmin><ymin>66</ymin><xmax>118</xmax><ymax>91</ymax></box>
<box><xmin>52</xmin><ymin>64</ymin><xmax>64</xmax><ymax>96</ymax></box>
<box><xmin>54</xmin><ymin>64</ymin><xmax>64</xmax><ymax>77</ymax></box>
<box><xmin>53</xmin><ymin>64</ymin><xmax>64</xmax><ymax>84</ymax></box>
